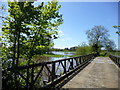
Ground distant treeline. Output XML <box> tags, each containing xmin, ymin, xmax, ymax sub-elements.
<box><xmin>51</xmin><ymin>46</ymin><xmax>78</xmax><ymax>51</ymax></box>
<box><xmin>109</xmin><ymin>50</ymin><xmax>120</xmax><ymax>56</ymax></box>
<box><xmin>51</xmin><ymin>44</ymin><xmax>119</xmax><ymax>56</ymax></box>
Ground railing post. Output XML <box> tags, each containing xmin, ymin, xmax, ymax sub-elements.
<box><xmin>118</xmin><ymin>57</ymin><xmax>119</xmax><ymax>67</ymax></box>
<box><xmin>70</xmin><ymin>59</ymin><xmax>73</xmax><ymax>69</ymax></box>
<box><xmin>83</xmin><ymin>56</ymin><xmax>85</xmax><ymax>62</ymax></box>
<box><xmin>81</xmin><ymin>57</ymin><xmax>83</xmax><ymax>63</ymax></box>
<box><xmin>75</xmin><ymin>58</ymin><xmax>78</xmax><ymax>66</ymax></box>
<box><xmin>64</xmin><ymin>60</ymin><xmax>66</xmax><ymax>73</ymax></box>
<box><xmin>52</xmin><ymin>62</ymin><xmax>56</xmax><ymax>81</ymax></box>
<box><xmin>115</xmin><ymin>57</ymin><xmax>117</xmax><ymax>64</ymax></box>
<box><xmin>115</xmin><ymin>57</ymin><xmax>118</xmax><ymax>65</ymax></box>
<box><xmin>79</xmin><ymin>57</ymin><xmax>81</xmax><ymax>64</ymax></box>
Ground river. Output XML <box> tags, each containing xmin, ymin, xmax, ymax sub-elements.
<box><xmin>34</xmin><ymin>51</ymin><xmax>75</xmax><ymax>63</ymax></box>
<box><xmin>48</xmin><ymin>51</ymin><xmax>75</xmax><ymax>61</ymax></box>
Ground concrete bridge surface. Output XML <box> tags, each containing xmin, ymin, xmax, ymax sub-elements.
<box><xmin>62</xmin><ymin>57</ymin><xmax>119</xmax><ymax>88</ymax></box>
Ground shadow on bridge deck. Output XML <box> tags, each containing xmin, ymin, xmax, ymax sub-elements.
<box><xmin>62</xmin><ymin>57</ymin><xmax>119</xmax><ymax>88</ymax></box>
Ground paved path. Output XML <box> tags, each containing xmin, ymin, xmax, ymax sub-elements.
<box><xmin>62</xmin><ymin>57</ymin><xmax>119</xmax><ymax>88</ymax></box>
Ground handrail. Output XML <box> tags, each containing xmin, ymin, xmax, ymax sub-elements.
<box><xmin>109</xmin><ymin>54</ymin><xmax>120</xmax><ymax>68</ymax></box>
<box><xmin>3</xmin><ymin>53</ymin><xmax>97</xmax><ymax>89</ymax></box>
<box><xmin>8</xmin><ymin>54</ymin><xmax>96</xmax><ymax>70</ymax></box>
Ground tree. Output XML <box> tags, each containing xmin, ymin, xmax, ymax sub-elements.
<box><xmin>103</xmin><ymin>39</ymin><xmax>116</xmax><ymax>51</ymax></box>
<box><xmin>86</xmin><ymin>25</ymin><xmax>115</xmax><ymax>55</ymax></box>
<box><xmin>69</xmin><ymin>46</ymin><xmax>77</xmax><ymax>51</ymax></box>
<box><xmin>113</xmin><ymin>25</ymin><xmax>120</xmax><ymax>50</ymax></box>
<box><xmin>1</xmin><ymin>1</ymin><xmax>63</xmax><ymax>89</ymax></box>
<box><xmin>2</xmin><ymin>1</ymin><xmax>63</xmax><ymax>65</ymax></box>
<box><xmin>113</xmin><ymin>26</ymin><xmax>120</xmax><ymax>35</ymax></box>
<box><xmin>0</xmin><ymin>2</ymin><xmax>8</xmax><ymax>25</ymax></box>
<box><xmin>76</xmin><ymin>43</ymin><xmax>92</xmax><ymax>55</ymax></box>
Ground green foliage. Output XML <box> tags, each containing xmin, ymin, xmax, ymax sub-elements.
<box><xmin>86</xmin><ymin>25</ymin><xmax>116</xmax><ymax>55</ymax></box>
<box><xmin>103</xmin><ymin>39</ymin><xmax>116</xmax><ymax>51</ymax></box>
<box><xmin>51</xmin><ymin>48</ymin><xmax>64</xmax><ymax>51</ymax></box>
<box><xmin>1</xmin><ymin>1</ymin><xmax>63</xmax><ymax>89</ymax></box>
<box><xmin>109</xmin><ymin>50</ymin><xmax>120</xmax><ymax>56</ymax></box>
<box><xmin>69</xmin><ymin>54</ymin><xmax>82</xmax><ymax>57</ymax></box>
<box><xmin>99</xmin><ymin>50</ymin><xmax>108</xmax><ymax>57</ymax></box>
<box><xmin>2</xmin><ymin>1</ymin><xmax>63</xmax><ymax>65</ymax></box>
<box><xmin>76</xmin><ymin>44</ymin><xmax>92</xmax><ymax>55</ymax></box>
<box><xmin>113</xmin><ymin>25</ymin><xmax>120</xmax><ymax>35</ymax></box>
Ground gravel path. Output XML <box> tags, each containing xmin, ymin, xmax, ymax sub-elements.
<box><xmin>62</xmin><ymin>57</ymin><xmax>119</xmax><ymax>88</ymax></box>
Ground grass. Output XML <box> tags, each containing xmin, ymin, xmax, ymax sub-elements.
<box><xmin>98</xmin><ymin>52</ymin><xmax>108</xmax><ymax>57</ymax></box>
<box><xmin>60</xmin><ymin>50</ymin><xmax>76</xmax><ymax>53</ymax></box>
<box><xmin>97</xmin><ymin>51</ymin><xmax>120</xmax><ymax>57</ymax></box>
<box><xmin>43</xmin><ymin>53</ymin><xmax>78</xmax><ymax>58</ymax></box>
<box><xmin>98</xmin><ymin>55</ymin><xmax>108</xmax><ymax>57</ymax></box>
<box><xmin>69</xmin><ymin>54</ymin><xmax>81</xmax><ymax>57</ymax></box>
<box><xmin>43</xmin><ymin>54</ymin><xmax>65</xmax><ymax>57</ymax></box>
<box><xmin>109</xmin><ymin>51</ymin><xmax>120</xmax><ymax>56</ymax></box>
<box><xmin>44</xmin><ymin>50</ymin><xmax>120</xmax><ymax>58</ymax></box>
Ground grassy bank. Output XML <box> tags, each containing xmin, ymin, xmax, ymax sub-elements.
<box><xmin>43</xmin><ymin>54</ymin><xmax>65</xmax><ymax>57</ymax></box>
<box><xmin>109</xmin><ymin>51</ymin><xmax>120</xmax><ymax>56</ymax></box>
<box><xmin>69</xmin><ymin>55</ymin><xmax>81</xmax><ymax>57</ymax></box>
<box><xmin>43</xmin><ymin>54</ymin><xmax>81</xmax><ymax>58</ymax></box>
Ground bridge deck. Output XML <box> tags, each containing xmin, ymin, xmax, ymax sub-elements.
<box><xmin>62</xmin><ymin>57</ymin><xmax>119</xmax><ymax>88</ymax></box>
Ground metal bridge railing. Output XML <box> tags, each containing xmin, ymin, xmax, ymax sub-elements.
<box><xmin>3</xmin><ymin>54</ymin><xmax>97</xmax><ymax>89</ymax></box>
<box><xmin>109</xmin><ymin>54</ymin><xmax>120</xmax><ymax>68</ymax></box>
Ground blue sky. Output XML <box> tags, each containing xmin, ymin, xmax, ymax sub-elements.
<box><xmin>53</xmin><ymin>2</ymin><xmax>118</xmax><ymax>49</ymax></box>
<box><xmin>0</xmin><ymin>2</ymin><xmax>118</xmax><ymax>49</ymax></box>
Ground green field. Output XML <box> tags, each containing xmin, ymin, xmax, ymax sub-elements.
<box><xmin>109</xmin><ymin>51</ymin><xmax>120</xmax><ymax>56</ymax></box>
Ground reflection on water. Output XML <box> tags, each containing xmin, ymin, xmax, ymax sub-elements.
<box><xmin>35</xmin><ymin>51</ymin><xmax>75</xmax><ymax>62</ymax></box>
<box><xmin>33</xmin><ymin>51</ymin><xmax>75</xmax><ymax>86</ymax></box>
<box><xmin>48</xmin><ymin>51</ymin><xmax>75</xmax><ymax>61</ymax></box>
<box><xmin>52</xmin><ymin>51</ymin><xmax>74</xmax><ymax>56</ymax></box>
<box><xmin>49</xmin><ymin>57</ymin><xmax>66</xmax><ymax>61</ymax></box>
<box><xmin>35</xmin><ymin>55</ymin><xmax>68</xmax><ymax>63</ymax></box>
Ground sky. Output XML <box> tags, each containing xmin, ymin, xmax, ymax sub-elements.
<box><xmin>0</xmin><ymin>0</ymin><xmax>119</xmax><ymax>2</ymax></box>
<box><xmin>0</xmin><ymin>1</ymin><xmax>119</xmax><ymax>49</ymax></box>
<box><xmin>53</xmin><ymin>2</ymin><xmax>118</xmax><ymax>49</ymax></box>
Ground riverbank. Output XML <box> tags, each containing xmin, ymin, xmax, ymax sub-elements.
<box><xmin>33</xmin><ymin>51</ymin><xmax>83</xmax><ymax>63</ymax></box>
<box><xmin>43</xmin><ymin>54</ymin><xmax>65</xmax><ymax>57</ymax></box>
<box><xmin>43</xmin><ymin>51</ymin><xmax>79</xmax><ymax>58</ymax></box>
<box><xmin>43</xmin><ymin>54</ymin><xmax>80</xmax><ymax>58</ymax></box>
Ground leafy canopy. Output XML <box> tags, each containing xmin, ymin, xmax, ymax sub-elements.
<box><xmin>1</xmin><ymin>1</ymin><xmax>63</xmax><ymax>66</ymax></box>
<box><xmin>86</xmin><ymin>25</ymin><xmax>116</xmax><ymax>55</ymax></box>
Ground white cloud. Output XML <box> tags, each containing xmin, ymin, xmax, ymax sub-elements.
<box><xmin>61</xmin><ymin>39</ymin><xmax>65</xmax><ymax>41</ymax></box>
<box><xmin>54</xmin><ymin>46</ymin><xmax>65</xmax><ymax>49</ymax></box>
<box><xmin>58</xmin><ymin>30</ymin><xmax>64</xmax><ymax>36</ymax></box>
<box><xmin>61</xmin><ymin>37</ymin><xmax>72</xmax><ymax>42</ymax></box>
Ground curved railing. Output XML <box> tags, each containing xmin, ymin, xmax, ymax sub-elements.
<box><xmin>3</xmin><ymin>54</ymin><xmax>97</xmax><ymax>89</ymax></box>
<box><xmin>109</xmin><ymin>54</ymin><xmax>120</xmax><ymax>68</ymax></box>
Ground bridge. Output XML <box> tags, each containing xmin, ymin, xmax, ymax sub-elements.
<box><xmin>63</xmin><ymin>57</ymin><xmax>119</xmax><ymax>88</ymax></box>
<box><xmin>3</xmin><ymin>54</ymin><xmax>120</xmax><ymax>89</ymax></box>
